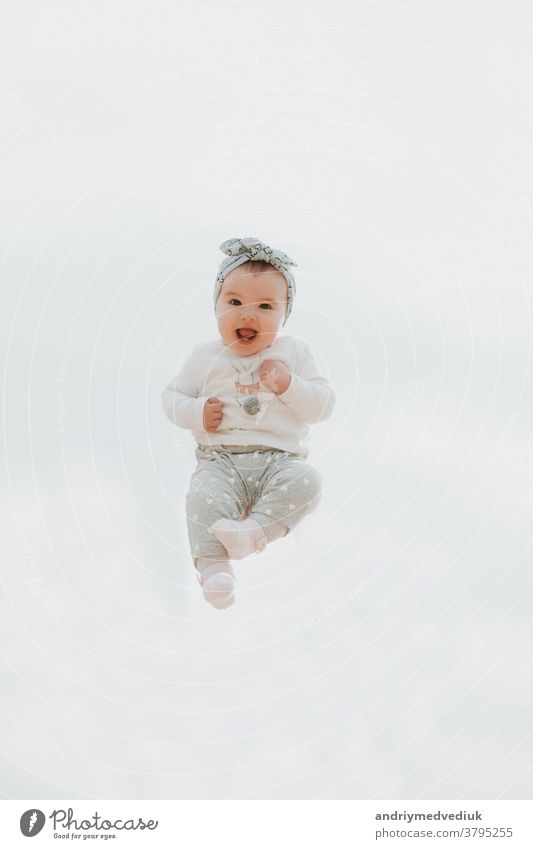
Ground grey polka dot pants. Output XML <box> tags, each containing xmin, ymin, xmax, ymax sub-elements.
<box><xmin>185</xmin><ymin>444</ymin><xmax>322</xmax><ymax>571</ymax></box>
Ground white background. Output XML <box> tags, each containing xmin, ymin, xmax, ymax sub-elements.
<box><xmin>1</xmin><ymin>0</ymin><xmax>532</xmax><ymax>799</ymax></box>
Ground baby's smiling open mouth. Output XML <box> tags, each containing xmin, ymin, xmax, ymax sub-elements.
<box><xmin>235</xmin><ymin>327</ymin><xmax>258</xmax><ymax>343</ymax></box>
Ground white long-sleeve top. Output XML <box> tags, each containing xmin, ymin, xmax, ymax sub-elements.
<box><xmin>161</xmin><ymin>334</ymin><xmax>335</xmax><ymax>459</ymax></box>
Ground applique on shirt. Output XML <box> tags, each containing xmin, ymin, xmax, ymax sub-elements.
<box><xmin>232</xmin><ymin>367</ymin><xmax>276</xmax><ymax>423</ymax></box>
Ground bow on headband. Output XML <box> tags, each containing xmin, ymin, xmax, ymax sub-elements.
<box><xmin>214</xmin><ymin>236</ymin><xmax>297</xmax><ymax>324</ymax></box>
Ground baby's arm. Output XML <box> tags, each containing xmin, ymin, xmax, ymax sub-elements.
<box><xmin>276</xmin><ymin>343</ymin><xmax>335</xmax><ymax>424</ymax></box>
<box><xmin>161</xmin><ymin>346</ymin><xmax>209</xmax><ymax>431</ymax></box>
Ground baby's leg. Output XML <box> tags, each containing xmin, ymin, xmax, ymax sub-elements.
<box><xmin>186</xmin><ymin>457</ymin><xmax>247</xmax><ymax>564</ymax></box>
<box><xmin>185</xmin><ymin>456</ymin><xmax>247</xmax><ymax>606</ymax></box>
<box><xmin>251</xmin><ymin>455</ymin><xmax>323</xmax><ymax>542</ymax></box>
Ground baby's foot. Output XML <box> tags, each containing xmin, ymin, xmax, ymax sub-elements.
<box><xmin>197</xmin><ymin>561</ymin><xmax>235</xmax><ymax>609</ymax></box>
<box><xmin>210</xmin><ymin>517</ymin><xmax>267</xmax><ymax>560</ymax></box>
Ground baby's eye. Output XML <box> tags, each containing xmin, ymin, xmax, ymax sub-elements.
<box><xmin>228</xmin><ymin>298</ymin><xmax>241</xmax><ymax>306</ymax></box>
<box><xmin>259</xmin><ymin>303</ymin><xmax>272</xmax><ymax>309</ymax></box>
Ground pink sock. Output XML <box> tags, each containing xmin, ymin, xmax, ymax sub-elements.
<box><xmin>209</xmin><ymin>517</ymin><xmax>268</xmax><ymax>560</ymax></box>
<box><xmin>196</xmin><ymin>560</ymin><xmax>235</xmax><ymax>609</ymax></box>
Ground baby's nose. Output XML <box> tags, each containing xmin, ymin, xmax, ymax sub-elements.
<box><xmin>240</xmin><ymin>306</ymin><xmax>258</xmax><ymax>320</ymax></box>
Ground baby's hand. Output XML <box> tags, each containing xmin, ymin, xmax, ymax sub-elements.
<box><xmin>259</xmin><ymin>359</ymin><xmax>291</xmax><ymax>394</ymax></box>
<box><xmin>203</xmin><ymin>397</ymin><xmax>224</xmax><ymax>431</ymax></box>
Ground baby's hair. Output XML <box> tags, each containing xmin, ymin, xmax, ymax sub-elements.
<box><xmin>236</xmin><ymin>259</ymin><xmax>277</xmax><ymax>275</ymax></box>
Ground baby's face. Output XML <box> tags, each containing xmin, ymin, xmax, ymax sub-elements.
<box><xmin>215</xmin><ymin>265</ymin><xmax>288</xmax><ymax>356</ymax></box>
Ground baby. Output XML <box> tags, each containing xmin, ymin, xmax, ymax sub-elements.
<box><xmin>161</xmin><ymin>236</ymin><xmax>335</xmax><ymax>609</ymax></box>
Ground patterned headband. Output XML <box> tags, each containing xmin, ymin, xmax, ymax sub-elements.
<box><xmin>213</xmin><ymin>236</ymin><xmax>297</xmax><ymax>324</ymax></box>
